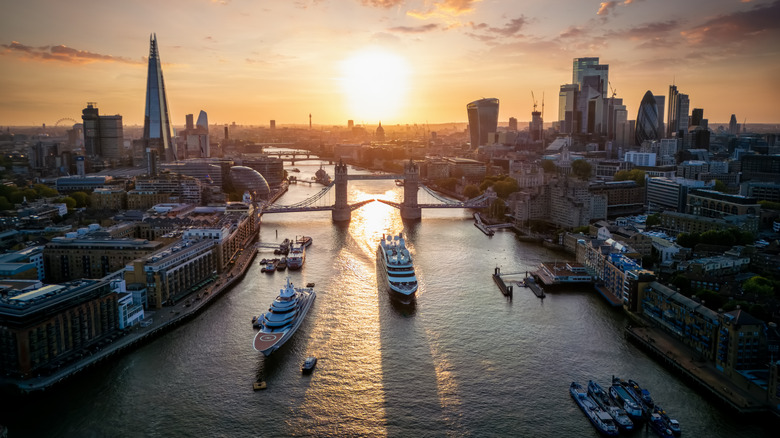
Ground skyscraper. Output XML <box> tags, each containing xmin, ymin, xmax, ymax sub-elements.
<box><xmin>82</xmin><ymin>102</ymin><xmax>124</xmax><ymax>162</ymax></box>
<box><xmin>466</xmin><ymin>98</ymin><xmax>499</xmax><ymax>148</ymax></box>
<box><xmin>143</xmin><ymin>34</ymin><xmax>174</xmax><ymax>162</ymax></box>
<box><xmin>558</xmin><ymin>57</ymin><xmax>609</xmax><ymax>135</ymax></box>
<box><xmin>635</xmin><ymin>90</ymin><xmax>661</xmax><ymax>146</ymax></box>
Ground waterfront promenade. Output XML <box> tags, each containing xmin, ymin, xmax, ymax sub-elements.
<box><xmin>0</xmin><ymin>236</ymin><xmax>259</xmax><ymax>394</ymax></box>
<box><xmin>626</xmin><ymin>325</ymin><xmax>767</xmax><ymax>414</ymax></box>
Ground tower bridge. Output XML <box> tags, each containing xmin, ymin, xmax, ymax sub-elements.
<box><xmin>261</xmin><ymin>160</ymin><xmax>495</xmax><ymax>222</ymax></box>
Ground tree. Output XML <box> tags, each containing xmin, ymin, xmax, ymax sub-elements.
<box><xmin>463</xmin><ymin>185</ymin><xmax>480</xmax><ymax>199</ymax></box>
<box><xmin>34</xmin><ymin>184</ymin><xmax>58</xmax><ymax>198</ymax></box>
<box><xmin>645</xmin><ymin>213</ymin><xmax>661</xmax><ymax>227</ymax></box>
<box><xmin>695</xmin><ymin>289</ymin><xmax>727</xmax><ymax>310</ymax></box>
<box><xmin>493</xmin><ymin>179</ymin><xmax>519</xmax><ymax>199</ymax></box>
<box><xmin>70</xmin><ymin>191</ymin><xmax>91</xmax><ymax>208</ymax></box>
<box><xmin>571</xmin><ymin>159</ymin><xmax>592</xmax><ymax>180</ymax></box>
<box><xmin>742</xmin><ymin>276</ymin><xmax>774</xmax><ymax>297</ymax></box>
<box><xmin>541</xmin><ymin>160</ymin><xmax>556</xmax><ymax>174</ymax></box>
<box><xmin>488</xmin><ymin>198</ymin><xmax>506</xmax><ymax>220</ymax></box>
<box><xmin>0</xmin><ymin>196</ymin><xmax>12</xmax><ymax>211</ymax></box>
<box><xmin>713</xmin><ymin>179</ymin><xmax>727</xmax><ymax>193</ymax></box>
<box><xmin>59</xmin><ymin>196</ymin><xmax>77</xmax><ymax>210</ymax></box>
<box><xmin>615</xmin><ymin>169</ymin><xmax>646</xmax><ymax>187</ymax></box>
<box><xmin>676</xmin><ymin>232</ymin><xmax>699</xmax><ymax>248</ymax></box>
<box><xmin>435</xmin><ymin>177</ymin><xmax>457</xmax><ymax>192</ymax></box>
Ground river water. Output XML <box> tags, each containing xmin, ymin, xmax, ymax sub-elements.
<box><xmin>1</xmin><ymin>160</ymin><xmax>772</xmax><ymax>437</ymax></box>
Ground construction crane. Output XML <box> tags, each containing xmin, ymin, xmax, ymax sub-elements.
<box><xmin>531</xmin><ymin>91</ymin><xmax>538</xmax><ymax>112</ymax></box>
<box><xmin>609</xmin><ymin>81</ymin><xmax>617</xmax><ymax>98</ymax></box>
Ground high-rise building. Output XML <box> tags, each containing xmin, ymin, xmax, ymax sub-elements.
<box><xmin>729</xmin><ymin>114</ymin><xmax>739</xmax><ymax>135</ymax></box>
<box><xmin>143</xmin><ymin>33</ymin><xmax>174</xmax><ymax>162</ymax></box>
<box><xmin>466</xmin><ymin>98</ymin><xmax>499</xmax><ymax>148</ymax></box>
<box><xmin>635</xmin><ymin>91</ymin><xmax>661</xmax><ymax>146</ymax></box>
<box><xmin>81</xmin><ymin>103</ymin><xmax>124</xmax><ymax>162</ymax></box>
<box><xmin>530</xmin><ymin>111</ymin><xmax>543</xmax><ymax>142</ymax></box>
<box><xmin>667</xmin><ymin>85</ymin><xmax>689</xmax><ymax>143</ymax></box>
<box><xmin>558</xmin><ymin>83</ymin><xmax>578</xmax><ymax>134</ymax></box>
<box><xmin>508</xmin><ymin>117</ymin><xmax>518</xmax><ymax>131</ymax></box>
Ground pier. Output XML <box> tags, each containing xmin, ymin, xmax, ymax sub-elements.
<box><xmin>492</xmin><ymin>267</ymin><xmax>513</xmax><ymax>299</ymax></box>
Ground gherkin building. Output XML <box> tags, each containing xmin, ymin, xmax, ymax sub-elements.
<box><xmin>635</xmin><ymin>90</ymin><xmax>660</xmax><ymax>146</ymax></box>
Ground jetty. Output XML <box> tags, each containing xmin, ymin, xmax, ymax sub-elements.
<box><xmin>492</xmin><ymin>267</ymin><xmax>513</xmax><ymax>298</ymax></box>
<box><xmin>474</xmin><ymin>213</ymin><xmax>494</xmax><ymax>236</ymax></box>
<box><xmin>524</xmin><ymin>275</ymin><xmax>545</xmax><ymax>299</ymax></box>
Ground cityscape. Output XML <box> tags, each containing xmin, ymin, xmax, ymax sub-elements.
<box><xmin>1</xmin><ymin>1</ymin><xmax>780</xmax><ymax>436</ymax></box>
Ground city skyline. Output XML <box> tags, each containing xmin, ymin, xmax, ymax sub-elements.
<box><xmin>1</xmin><ymin>0</ymin><xmax>779</xmax><ymax>127</ymax></box>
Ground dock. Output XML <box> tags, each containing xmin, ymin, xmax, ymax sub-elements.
<box><xmin>524</xmin><ymin>276</ymin><xmax>545</xmax><ymax>299</ymax></box>
<box><xmin>492</xmin><ymin>267</ymin><xmax>513</xmax><ymax>298</ymax></box>
<box><xmin>474</xmin><ymin>213</ymin><xmax>494</xmax><ymax>236</ymax></box>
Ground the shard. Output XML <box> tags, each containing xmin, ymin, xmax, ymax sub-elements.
<box><xmin>143</xmin><ymin>33</ymin><xmax>174</xmax><ymax>161</ymax></box>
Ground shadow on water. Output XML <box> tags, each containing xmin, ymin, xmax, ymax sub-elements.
<box><xmin>377</xmin><ymin>274</ymin><xmax>448</xmax><ymax>435</ymax></box>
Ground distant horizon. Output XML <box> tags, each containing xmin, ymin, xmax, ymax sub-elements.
<box><xmin>2</xmin><ymin>1</ymin><xmax>779</xmax><ymax>126</ymax></box>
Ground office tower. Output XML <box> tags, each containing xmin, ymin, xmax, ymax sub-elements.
<box><xmin>82</xmin><ymin>103</ymin><xmax>124</xmax><ymax>161</ymax></box>
<box><xmin>186</xmin><ymin>114</ymin><xmax>194</xmax><ymax>130</ymax></box>
<box><xmin>466</xmin><ymin>98</ymin><xmax>499</xmax><ymax>148</ymax></box>
<box><xmin>143</xmin><ymin>33</ymin><xmax>174</xmax><ymax>162</ymax></box>
<box><xmin>270</xmin><ymin>120</ymin><xmax>276</xmax><ymax>129</ymax></box>
<box><xmin>667</xmin><ymin>85</ymin><xmax>689</xmax><ymax>139</ymax></box>
<box><xmin>508</xmin><ymin>117</ymin><xmax>518</xmax><ymax>131</ymax></box>
<box><xmin>196</xmin><ymin>110</ymin><xmax>209</xmax><ymax>158</ymax></box>
<box><xmin>572</xmin><ymin>58</ymin><xmax>608</xmax><ymax>96</ymax></box>
<box><xmin>635</xmin><ymin>91</ymin><xmax>661</xmax><ymax>146</ymax></box>
<box><xmin>530</xmin><ymin>111</ymin><xmax>543</xmax><ymax>142</ymax></box>
<box><xmin>558</xmin><ymin>83</ymin><xmax>578</xmax><ymax>134</ymax></box>
<box><xmin>729</xmin><ymin>114</ymin><xmax>739</xmax><ymax>135</ymax></box>
<box><xmin>691</xmin><ymin>108</ymin><xmax>704</xmax><ymax>127</ymax></box>
<box><xmin>82</xmin><ymin>103</ymin><xmax>100</xmax><ymax>156</ymax></box>
<box><xmin>196</xmin><ymin>110</ymin><xmax>208</xmax><ymax>130</ymax></box>
<box><xmin>654</xmin><ymin>95</ymin><xmax>665</xmax><ymax>137</ymax></box>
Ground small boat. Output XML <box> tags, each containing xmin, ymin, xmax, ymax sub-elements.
<box><xmin>627</xmin><ymin>379</ymin><xmax>654</xmax><ymax>413</ymax></box>
<box><xmin>653</xmin><ymin>405</ymin><xmax>681</xmax><ymax>437</ymax></box>
<box><xmin>252</xmin><ymin>381</ymin><xmax>267</xmax><ymax>390</ymax></box>
<box><xmin>287</xmin><ymin>242</ymin><xmax>305</xmax><ymax>270</ymax></box>
<box><xmin>570</xmin><ymin>382</ymin><xmax>619</xmax><ymax>436</ymax></box>
<box><xmin>648</xmin><ymin>412</ymin><xmax>675</xmax><ymax>438</ymax></box>
<box><xmin>306</xmin><ymin>282</ymin><xmax>315</xmax><ymax>288</ymax></box>
<box><xmin>302</xmin><ymin>356</ymin><xmax>317</xmax><ymax>374</ymax></box>
<box><xmin>609</xmin><ymin>377</ymin><xmax>644</xmax><ymax>422</ymax></box>
<box><xmin>291</xmin><ymin>168</ymin><xmax>301</xmax><ymax>173</ymax></box>
<box><xmin>588</xmin><ymin>380</ymin><xmax>633</xmax><ymax>431</ymax></box>
<box><xmin>276</xmin><ymin>257</ymin><xmax>287</xmax><ymax>271</ymax></box>
<box><xmin>296</xmin><ymin>235</ymin><xmax>313</xmax><ymax>247</ymax></box>
<box><xmin>261</xmin><ymin>259</ymin><xmax>278</xmax><ymax>273</ymax></box>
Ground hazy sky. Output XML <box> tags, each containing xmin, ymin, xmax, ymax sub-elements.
<box><xmin>2</xmin><ymin>0</ymin><xmax>779</xmax><ymax>127</ymax></box>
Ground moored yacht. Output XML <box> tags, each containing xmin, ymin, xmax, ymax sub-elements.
<box><xmin>570</xmin><ymin>382</ymin><xmax>619</xmax><ymax>436</ymax></box>
<box><xmin>252</xmin><ymin>277</ymin><xmax>316</xmax><ymax>356</ymax></box>
<box><xmin>377</xmin><ymin>233</ymin><xmax>418</xmax><ymax>302</ymax></box>
<box><xmin>287</xmin><ymin>242</ymin><xmax>305</xmax><ymax>270</ymax></box>
<box><xmin>588</xmin><ymin>380</ymin><xmax>634</xmax><ymax>432</ymax></box>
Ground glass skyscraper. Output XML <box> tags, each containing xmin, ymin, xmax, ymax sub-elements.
<box><xmin>466</xmin><ymin>98</ymin><xmax>499</xmax><ymax>148</ymax></box>
<box><xmin>143</xmin><ymin>34</ymin><xmax>174</xmax><ymax>162</ymax></box>
<box><xmin>635</xmin><ymin>90</ymin><xmax>661</xmax><ymax>146</ymax></box>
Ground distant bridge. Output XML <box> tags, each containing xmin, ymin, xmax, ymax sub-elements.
<box><xmin>260</xmin><ymin>160</ymin><xmax>494</xmax><ymax>221</ymax></box>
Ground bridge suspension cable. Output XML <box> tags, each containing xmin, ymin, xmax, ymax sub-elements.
<box><xmin>264</xmin><ymin>182</ymin><xmax>334</xmax><ymax>210</ymax></box>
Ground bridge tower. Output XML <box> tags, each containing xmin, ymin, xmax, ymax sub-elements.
<box><xmin>401</xmin><ymin>159</ymin><xmax>421</xmax><ymax>220</ymax></box>
<box><xmin>332</xmin><ymin>160</ymin><xmax>351</xmax><ymax>222</ymax></box>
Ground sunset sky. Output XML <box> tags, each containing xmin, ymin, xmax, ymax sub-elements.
<box><xmin>2</xmin><ymin>0</ymin><xmax>779</xmax><ymax>128</ymax></box>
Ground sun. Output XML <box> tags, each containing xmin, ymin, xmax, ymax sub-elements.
<box><xmin>339</xmin><ymin>48</ymin><xmax>410</xmax><ymax>123</ymax></box>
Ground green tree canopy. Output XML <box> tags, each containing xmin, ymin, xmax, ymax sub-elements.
<box><xmin>492</xmin><ymin>179</ymin><xmax>519</xmax><ymax>199</ymax></box>
<box><xmin>34</xmin><ymin>184</ymin><xmax>58</xmax><ymax>198</ymax></box>
<box><xmin>70</xmin><ymin>191</ymin><xmax>90</xmax><ymax>208</ymax></box>
<box><xmin>571</xmin><ymin>159</ymin><xmax>592</xmax><ymax>180</ymax></box>
<box><xmin>435</xmin><ymin>177</ymin><xmax>457</xmax><ymax>192</ymax></box>
<box><xmin>463</xmin><ymin>184</ymin><xmax>481</xmax><ymax>199</ymax></box>
<box><xmin>645</xmin><ymin>213</ymin><xmax>661</xmax><ymax>227</ymax></box>
<box><xmin>713</xmin><ymin>179</ymin><xmax>727</xmax><ymax>193</ymax></box>
<box><xmin>614</xmin><ymin>169</ymin><xmax>646</xmax><ymax>187</ymax></box>
<box><xmin>742</xmin><ymin>276</ymin><xmax>775</xmax><ymax>297</ymax></box>
<box><xmin>676</xmin><ymin>232</ymin><xmax>699</xmax><ymax>248</ymax></box>
<box><xmin>695</xmin><ymin>289</ymin><xmax>727</xmax><ymax>310</ymax></box>
<box><xmin>0</xmin><ymin>196</ymin><xmax>12</xmax><ymax>211</ymax></box>
<box><xmin>541</xmin><ymin>160</ymin><xmax>556</xmax><ymax>174</ymax></box>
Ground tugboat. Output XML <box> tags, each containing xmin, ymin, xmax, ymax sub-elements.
<box><xmin>570</xmin><ymin>382</ymin><xmax>619</xmax><ymax>436</ymax></box>
<box><xmin>276</xmin><ymin>256</ymin><xmax>287</xmax><ymax>271</ymax></box>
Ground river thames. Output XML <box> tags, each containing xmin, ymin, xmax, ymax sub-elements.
<box><xmin>1</xmin><ymin>160</ymin><xmax>773</xmax><ymax>437</ymax></box>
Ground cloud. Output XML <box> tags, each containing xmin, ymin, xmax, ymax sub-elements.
<box><xmin>597</xmin><ymin>0</ymin><xmax>640</xmax><ymax>17</ymax></box>
<box><xmin>681</xmin><ymin>0</ymin><xmax>780</xmax><ymax>46</ymax></box>
<box><xmin>408</xmin><ymin>0</ymin><xmax>482</xmax><ymax>19</ymax></box>
<box><xmin>559</xmin><ymin>26</ymin><xmax>587</xmax><ymax>39</ymax></box>
<box><xmin>465</xmin><ymin>16</ymin><xmax>528</xmax><ymax>41</ymax></box>
<box><xmin>597</xmin><ymin>1</ymin><xmax>618</xmax><ymax>16</ymax></box>
<box><xmin>388</xmin><ymin>23</ymin><xmax>440</xmax><ymax>33</ymax></box>
<box><xmin>1</xmin><ymin>41</ymin><xmax>143</xmax><ymax>64</ymax></box>
<box><xmin>606</xmin><ymin>20</ymin><xmax>680</xmax><ymax>40</ymax></box>
<box><xmin>361</xmin><ymin>0</ymin><xmax>404</xmax><ymax>7</ymax></box>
